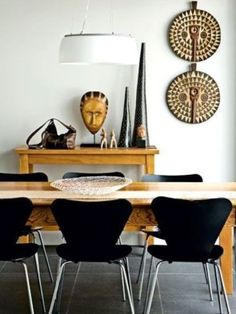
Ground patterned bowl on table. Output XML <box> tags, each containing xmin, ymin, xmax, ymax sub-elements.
<box><xmin>50</xmin><ymin>176</ymin><xmax>132</xmax><ymax>195</ymax></box>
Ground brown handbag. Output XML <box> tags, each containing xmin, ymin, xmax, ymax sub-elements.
<box><xmin>26</xmin><ymin>118</ymin><xmax>76</xmax><ymax>149</ymax></box>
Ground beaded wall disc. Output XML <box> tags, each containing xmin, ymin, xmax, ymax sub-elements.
<box><xmin>169</xmin><ymin>1</ymin><xmax>221</xmax><ymax>62</ymax></box>
<box><xmin>166</xmin><ymin>65</ymin><xmax>220</xmax><ymax>124</ymax></box>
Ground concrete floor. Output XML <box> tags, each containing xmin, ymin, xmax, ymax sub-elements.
<box><xmin>0</xmin><ymin>245</ymin><xmax>235</xmax><ymax>314</ymax></box>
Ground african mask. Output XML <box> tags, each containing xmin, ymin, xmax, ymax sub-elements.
<box><xmin>80</xmin><ymin>91</ymin><xmax>108</xmax><ymax>135</ymax></box>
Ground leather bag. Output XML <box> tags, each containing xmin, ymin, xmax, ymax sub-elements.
<box><xmin>26</xmin><ymin>118</ymin><xmax>76</xmax><ymax>149</ymax></box>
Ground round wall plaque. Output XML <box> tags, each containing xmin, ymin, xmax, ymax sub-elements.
<box><xmin>169</xmin><ymin>1</ymin><xmax>221</xmax><ymax>62</ymax></box>
<box><xmin>166</xmin><ymin>64</ymin><xmax>220</xmax><ymax>124</ymax></box>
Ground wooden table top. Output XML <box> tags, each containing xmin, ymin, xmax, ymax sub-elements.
<box><xmin>1</xmin><ymin>181</ymin><xmax>236</xmax><ymax>206</ymax></box>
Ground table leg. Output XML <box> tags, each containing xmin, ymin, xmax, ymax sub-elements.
<box><xmin>19</xmin><ymin>154</ymin><xmax>30</xmax><ymax>173</ymax></box>
<box><xmin>219</xmin><ymin>224</ymin><xmax>233</xmax><ymax>294</ymax></box>
<box><xmin>145</xmin><ymin>155</ymin><xmax>154</xmax><ymax>174</ymax></box>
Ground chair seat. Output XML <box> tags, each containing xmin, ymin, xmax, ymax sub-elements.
<box><xmin>148</xmin><ymin>244</ymin><xmax>223</xmax><ymax>262</ymax></box>
<box><xmin>57</xmin><ymin>244</ymin><xmax>132</xmax><ymax>263</ymax></box>
<box><xmin>0</xmin><ymin>243</ymin><xmax>38</xmax><ymax>261</ymax></box>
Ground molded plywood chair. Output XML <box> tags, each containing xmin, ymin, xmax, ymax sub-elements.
<box><xmin>62</xmin><ymin>171</ymin><xmax>125</xmax><ymax>179</ymax></box>
<box><xmin>48</xmin><ymin>198</ymin><xmax>135</xmax><ymax>314</ymax></box>
<box><xmin>0</xmin><ymin>172</ymin><xmax>53</xmax><ymax>282</ymax></box>
<box><xmin>144</xmin><ymin>197</ymin><xmax>231</xmax><ymax>314</ymax></box>
<box><xmin>62</xmin><ymin>171</ymin><xmax>131</xmax><ymax>301</ymax></box>
<box><xmin>0</xmin><ymin>197</ymin><xmax>46</xmax><ymax>314</ymax></box>
<box><xmin>137</xmin><ymin>174</ymin><xmax>204</xmax><ymax>300</ymax></box>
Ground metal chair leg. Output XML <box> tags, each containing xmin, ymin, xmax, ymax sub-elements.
<box><xmin>136</xmin><ymin>234</ymin><xmax>149</xmax><ymax>284</ymax></box>
<box><xmin>124</xmin><ymin>256</ymin><xmax>133</xmax><ymax>304</ymax></box>
<box><xmin>120</xmin><ymin>262</ymin><xmax>127</xmax><ymax>301</ymax></box>
<box><xmin>34</xmin><ymin>229</ymin><xmax>54</xmax><ymax>282</ymax></box>
<box><xmin>119</xmin><ymin>262</ymin><xmax>135</xmax><ymax>314</ymax></box>
<box><xmin>34</xmin><ymin>252</ymin><xmax>46</xmax><ymax>313</ymax></box>
<box><xmin>137</xmin><ymin>237</ymin><xmax>149</xmax><ymax>300</ymax></box>
<box><xmin>22</xmin><ymin>262</ymin><xmax>35</xmax><ymax>314</ymax></box>
<box><xmin>213</xmin><ymin>262</ymin><xmax>223</xmax><ymax>313</ymax></box>
<box><xmin>118</xmin><ymin>236</ymin><xmax>127</xmax><ymax>301</ymax></box>
<box><xmin>54</xmin><ymin>262</ymin><xmax>67</xmax><ymax>313</ymax></box>
<box><xmin>214</xmin><ymin>262</ymin><xmax>231</xmax><ymax>314</ymax></box>
<box><xmin>48</xmin><ymin>261</ymin><xmax>71</xmax><ymax>314</ymax></box>
<box><xmin>143</xmin><ymin>255</ymin><xmax>155</xmax><ymax>313</ymax></box>
<box><xmin>144</xmin><ymin>260</ymin><xmax>163</xmax><ymax>314</ymax></box>
<box><xmin>56</xmin><ymin>257</ymin><xmax>62</xmax><ymax>277</ymax></box>
<box><xmin>204</xmin><ymin>263</ymin><xmax>213</xmax><ymax>301</ymax></box>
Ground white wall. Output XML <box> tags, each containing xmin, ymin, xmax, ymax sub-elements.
<box><xmin>0</xmin><ymin>0</ymin><xmax>236</xmax><ymax>182</ymax></box>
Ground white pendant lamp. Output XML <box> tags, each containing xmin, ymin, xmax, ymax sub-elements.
<box><xmin>59</xmin><ymin>0</ymin><xmax>138</xmax><ymax>65</ymax></box>
<box><xmin>60</xmin><ymin>33</ymin><xmax>138</xmax><ymax>65</ymax></box>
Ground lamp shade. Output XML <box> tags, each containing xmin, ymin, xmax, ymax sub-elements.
<box><xmin>59</xmin><ymin>33</ymin><xmax>138</xmax><ymax>65</ymax></box>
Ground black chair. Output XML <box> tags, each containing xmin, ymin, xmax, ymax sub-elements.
<box><xmin>63</xmin><ymin>171</ymin><xmax>131</xmax><ymax>302</ymax></box>
<box><xmin>144</xmin><ymin>197</ymin><xmax>232</xmax><ymax>314</ymax></box>
<box><xmin>0</xmin><ymin>197</ymin><xmax>46</xmax><ymax>314</ymax></box>
<box><xmin>0</xmin><ymin>172</ymin><xmax>53</xmax><ymax>282</ymax></box>
<box><xmin>137</xmin><ymin>174</ymin><xmax>203</xmax><ymax>300</ymax></box>
<box><xmin>63</xmin><ymin>171</ymin><xmax>125</xmax><ymax>179</ymax></box>
<box><xmin>48</xmin><ymin>198</ymin><xmax>135</xmax><ymax>314</ymax></box>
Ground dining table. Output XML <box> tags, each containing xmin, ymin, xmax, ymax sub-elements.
<box><xmin>0</xmin><ymin>180</ymin><xmax>235</xmax><ymax>294</ymax></box>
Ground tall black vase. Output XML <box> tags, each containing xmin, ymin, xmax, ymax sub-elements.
<box><xmin>118</xmin><ymin>86</ymin><xmax>132</xmax><ymax>147</ymax></box>
<box><xmin>132</xmin><ymin>42</ymin><xmax>150</xmax><ymax>147</ymax></box>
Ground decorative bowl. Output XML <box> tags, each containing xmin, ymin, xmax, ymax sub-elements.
<box><xmin>50</xmin><ymin>176</ymin><xmax>132</xmax><ymax>195</ymax></box>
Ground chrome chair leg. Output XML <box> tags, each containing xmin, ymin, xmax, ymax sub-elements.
<box><xmin>54</xmin><ymin>262</ymin><xmax>67</xmax><ymax>313</ymax></box>
<box><xmin>213</xmin><ymin>262</ymin><xmax>231</xmax><ymax>314</ymax></box>
<box><xmin>144</xmin><ymin>260</ymin><xmax>163</xmax><ymax>314</ymax></box>
<box><xmin>143</xmin><ymin>255</ymin><xmax>155</xmax><ymax>313</ymax></box>
<box><xmin>56</xmin><ymin>257</ymin><xmax>62</xmax><ymax>277</ymax></box>
<box><xmin>213</xmin><ymin>262</ymin><xmax>223</xmax><ymax>313</ymax></box>
<box><xmin>202</xmin><ymin>263</ymin><xmax>213</xmax><ymax>301</ymax></box>
<box><xmin>136</xmin><ymin>234</ymin><xmax>149</xmax><ymax>284</ymax></box>
<box><xmin>34</xmin><ymin>229</ymin><xmax>54</xmax><ymax>282</ymax></box>
<box><xmin>118</xmin><ymin>236</ymin><xmax>128</xmax><ymax>302</ymax></box>
<box><xmin>22</xmin><ymin>262</ymin><xmax>35</xmax><ymax>314</ymax></box>
<box><xmin>120</xmin><ymin>262</ymin><xmax>127</xmax><ymax>301</ymax></box>
<box><xmin>34</xmin><ymin>252</ymin><xmax>46</xmax><ymax>313</ymax></box>
<box><xmin>124</xmin><ymin>256</ymin><xmax>133</xmax><ymax>304</ymax></box>
<box><xmin>119</xmin><ymin>262</ymin><xmax>135</xmax><ymax>314</ymax></box>
<box><xmin>137</xmin><ymin>237</ymin><xmax>149</xmax><ymax>300</ymax></box>
<box><xmin>48</xmin><ymin>261</ymin><xmax>71</xmax><ymax>314</ymax></box>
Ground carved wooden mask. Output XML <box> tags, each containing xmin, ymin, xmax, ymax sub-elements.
<box><xmin>80</xmin><ymin>91</ymin><xmax>108</xmax><ymax>135</ymax></box>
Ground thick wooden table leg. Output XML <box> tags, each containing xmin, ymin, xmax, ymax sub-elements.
<box><xmin>18</xmin><ymin>235</ymin><xmax>30</xmax><ymax>243</ymax></box>
<box><xmin>19</xmin><ymin>154</ymin><xmax>30</xmax><ymax>173</ymax></box>
<box><xmin>219</xmin><ymin>224</ymin><xmax>233</xmax><ymax>294</ymax></box>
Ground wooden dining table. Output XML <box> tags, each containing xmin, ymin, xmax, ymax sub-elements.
<box><xmin>0</xmin><ymin>181</ymin><xmax>235</xmax><ymax>294</ymax></box>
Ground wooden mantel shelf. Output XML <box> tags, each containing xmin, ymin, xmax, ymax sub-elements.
<box><xmin>15</xmin><ymin>146</ymin><xmax>159</xmax><ymax>174</ymax></box>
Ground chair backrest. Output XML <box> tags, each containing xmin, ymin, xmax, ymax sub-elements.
<box><xmin>0</xmin><ymin>172</ymin><xmax>48</xmax><ymax>182</ymax></box>
<box><xmin>0</xmin><ymin>197</ymin><xmax>33</xmax><ymax>246</ymax></box>
<box><xmin>150</xmin><ymin>196</ymin><xmax>232</xmax><ymax>261</ymax></box>
<box><xmin>141</xmin><ymin>174</ymin><xmax>203</xmax><ymax>182</ymax></box>
<box><xmin>51</xmin><ymin>198</ymin><xmax>132</xmax><ymax>248</ymax></box>
<box><xmin>62</xmin><ymin>171</ymin><xmax>125</xmax><ymax>179</ymax></box>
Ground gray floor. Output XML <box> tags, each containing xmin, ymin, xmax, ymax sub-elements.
<box><xmin>0</xmin><ymin>246</ymin><xmax>235</xmax><ymax>314</ymax></box>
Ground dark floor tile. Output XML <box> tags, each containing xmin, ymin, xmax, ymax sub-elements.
<box><xmin>0</xmin><ymin>246</ymin><xmax>235</xmax><ymax>314</ymax></box>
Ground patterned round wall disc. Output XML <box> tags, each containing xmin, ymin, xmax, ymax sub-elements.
<box><xmin>166</xmin><ymin>67</ymin><xmax>220</xmax><ymax>124</ymax></box>
<box><xmin>169</xmin><ymin>5</ymin><xmax>221</xmax><ymax>62</ymax></box>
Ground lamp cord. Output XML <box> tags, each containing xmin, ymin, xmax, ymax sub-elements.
<box><xmin>81</xmin><ymin>0</ymin><xmax>90</xmax><ymax>34</ymax></box>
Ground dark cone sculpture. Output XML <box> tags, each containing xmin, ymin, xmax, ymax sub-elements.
<box><xmin>118</xmin><ymin>87</ymin><xmax>132</xmax><ymax>147</ymax></box>
<box><xmin>132</xmin><ymin>42</ymin><xmax>150</xmax><ymax>147</ymax></box>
